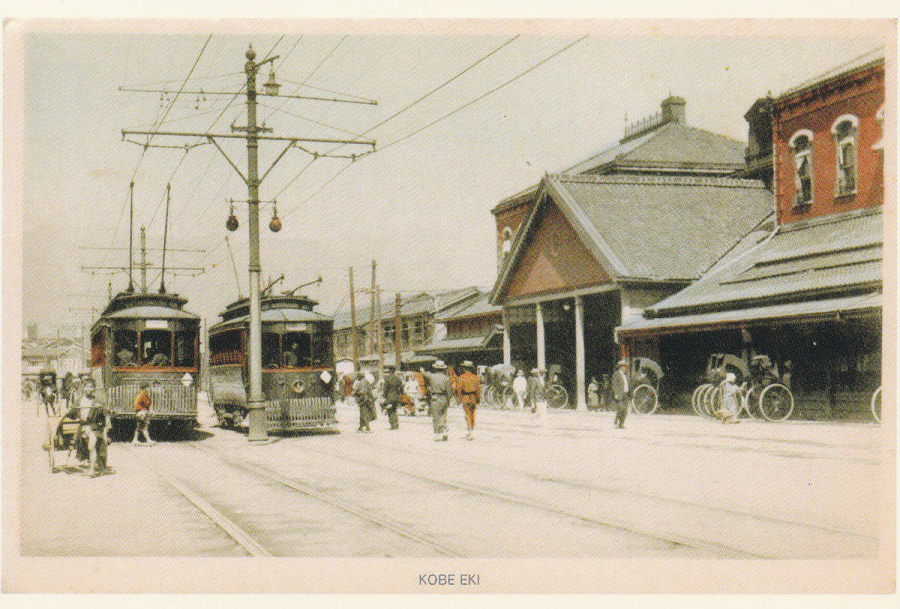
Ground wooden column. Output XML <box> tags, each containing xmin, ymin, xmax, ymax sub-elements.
<box><xmin>536</xmin><ymin>302</ymin><xmax>546</xmax><ymax>371</ymax></box>
<box><xmin>574</xmin><ymin>295</ymin><xmax>587</xmax><ymax>411</ymax></box>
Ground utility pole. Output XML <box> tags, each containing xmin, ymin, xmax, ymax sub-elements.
<box><xmin>121</xmin><ymin>45</ymin><xmax>376</xmax><ymax>443</ymax></box>
<box><xmin>375</xmin><ymin>284</ymin><xmax>384</xmax><ymax>377</ymax></box>
<box><xmin>140</xmin><ymin>227</ymin><xmax>147</xmax><ymax>292</ymax></box>
<box><xmin>349</xmin><ymin>267</ymin><xmax>359</xmax><ymax>372</ymax></box>
<box><xmin>369</xmin><ymin>260</ymin><xmax>377</xmax><ymax>356</ymax></box>
<box><xmin>394</xmin><ymin>292</ymin><xmax>402</xmax><ymax>371</ymax></box>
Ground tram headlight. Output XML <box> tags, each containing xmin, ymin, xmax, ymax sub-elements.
<box><xmin>319</xmin><ymin>371</ymin><xmax>333</xmax><ymax>384</ymax></box>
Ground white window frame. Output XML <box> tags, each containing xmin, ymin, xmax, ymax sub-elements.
<box><xmin>831</xmin><ymin>115</ymin><xmax>859</xmax><ymax>197</ymax></box>
<box><xmin>500</xmin><ymin>227</ymin><xmax>513</xmax><ymax>260</ymax></box>
<box><xmin>789</xmin><ymin>129</ymin><xmax>814</xmax><ymax>207</ymax></box>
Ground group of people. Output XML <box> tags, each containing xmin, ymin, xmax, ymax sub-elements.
<box><xmin>343</xmin><ymin>359</ymin><xmax>483</xmax><ymax>441</ymax></box>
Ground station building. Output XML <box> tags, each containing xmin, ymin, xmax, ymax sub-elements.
<box><xmin>488</xmin><ymin>97</ymin><xmax>773</xmax><ymax>408</ymax></box>
<box><xmin>617</xmin><ymin>49</ymin><xmax>885</xmax><ymax>419</ymax></box>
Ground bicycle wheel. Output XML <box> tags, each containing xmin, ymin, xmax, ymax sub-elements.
<box><xmin>871</xmin><ymin>386</ymin><xmax>881</xmax><ymax>424</ymax></box>
<box><xmin>631</xmin><ymin>384</ymin><xmax>659</xmax><ymax>415</ymax></box>
<box><xmin>759</xmin><ymin>383</ymin><xmax>794</xmax><ymax>422</ymax></box>
<box><xmin>741</xmin><ymin>387</ymin><xmax>760</xmax><ymax>419</ymax></box>
<box><xmin>547</xmin><ymin>385</ymin><xmax>569</xmax><ymax>408</ymax></box>
<box><xmin>692</xmin><ymin>384</ymin><xmax>709</xmax><ymax>416</ymax></box>
<box><xmin>698</xmin><ymin>384</ymin><xmax>715</xmax><ymax>418</ymax></box>
<box><xmin>500</xmin><ymin>385</ymin><xmax>515</xmax><ymax>410</ymax></box>
<box><xmin>706</xmin><ymin>385</ymin><xmax>723</xmax><ymax>419</ymax></box>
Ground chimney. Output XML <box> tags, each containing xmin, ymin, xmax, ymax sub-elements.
<box><xmin>661</xmin><ymin>96</ymin><xmax>686</xmax><ymax>124</ymax></box>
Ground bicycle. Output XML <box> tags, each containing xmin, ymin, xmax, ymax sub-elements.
<box><xmin>546</xmin><ymin>383</ymin><xmax>569</xmax><ymax>408</ymax></box>
<box><xmin>871</xmin><ymin>386</ymin><xmax>881</xmax><ymax>423</ymax></box>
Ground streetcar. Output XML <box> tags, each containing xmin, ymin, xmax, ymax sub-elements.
<box><xmin>89</xmin><ymin>290</ymin><xmax>201</xmax><ymax>434</ymax></box>
<box><xmin>208</xmin><ymin>292</ymin><xmax>337</xmax><ymax>432</ymax></box>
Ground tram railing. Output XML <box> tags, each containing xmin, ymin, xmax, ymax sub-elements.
<box><xmin>265</xmin><ymin>397</ymin><xmax>336</xmax><ymax>431</ymax></box>
<box><xmin>107</xmin><ymin>381</ymin><xmax>198</xmax><ymax>418</ymax></box>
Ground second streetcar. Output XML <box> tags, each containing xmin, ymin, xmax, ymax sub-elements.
<box><xmin>208</xmin><ymin>292</ymin><xmax>337</xmax><ymax>432</ymax></box>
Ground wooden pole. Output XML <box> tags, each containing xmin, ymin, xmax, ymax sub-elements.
<box><xmin>349</xmin><ymin>267</ymin><xmax>359</xmax><ymax>372</ymax></box>
<box><xmin>369</xmin><ymin>260</ymin><xmax>376</xmax><ymax>356</ymax></box>
<box><xmin>394</xmin><ymin>292</ymin><xmax>402</xmax><ymax>371</ymax></box>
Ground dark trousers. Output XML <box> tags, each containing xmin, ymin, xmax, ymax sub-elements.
<box><xmin>385</xmin><ymin>402</ymin><xmax>400</xmax><ymax>429</ymax></box>
<box><xmin>358</xmin><ymin>400</ymin><xmax>374</xmax><ymax>430</ymax></box>
<box><xmin>614</xmin><ymin>398</ymin><xmax>628</xmax><ymax>428</ymax></box>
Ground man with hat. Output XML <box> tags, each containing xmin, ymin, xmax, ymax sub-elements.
<box><xmin>426</xmin><ymin>360</ymin><xmax>453</xmax><ymax>441</ymax></box>
<box><xmin>612</xmin><ymin>359</ymin><xmax>631</xmax><ymax>429</ymax></box>
<box><xmin>456</xmin><ymin>360</ymin><xmax>482</xmax><ymax>440</ymax></box>
<box><xmin>382</xmin><ymin>364</ymin><xmax>404</xmax><ymax>430</ymax></box>
<box><xmin>354</xmin><ymin>372</ymin><xmax>376</xmax><ymax>433</ymax></box>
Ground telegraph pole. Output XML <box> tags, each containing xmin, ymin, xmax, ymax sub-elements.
<box><xmin>375</xmin><ymin>284</ymin><xmax>384</xmax><ymax>377</ymax></box>
<box><xmin>394</xmin><ymin>292</ymin><xmax>402</xmax><ymax>371</ymax></box>
<box><xmin>369</xmin><ymin>260</ymin><xmax>377</xmax><ymax>356</ymax></box>
<box><xmin>121</xmin><ymin>45</ymin><xmax>376</xmax><ymax>443</ymax></box>
<box><xmin>349</xmin><ymin>267</ymin><xmax>359</xmax><ymax>372</ymax></box>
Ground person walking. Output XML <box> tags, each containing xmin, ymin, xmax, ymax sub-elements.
<box><xmin>132</xmin><ymin>382</ymin><xmax>156</xmax><ymax>445</ymax></box>
<box><xmin>354</xmin><ymin>372</ymin><xmax>376</xmax><ymax>432</ymax></box>
<box><xmin>612</xmin><ymin>359</ymin><xmax>630</xmax><ymax>429</ymax></box>
<box><xmin>382</xmin><ymin>365</ymin><xmax>404</xmax><ymax>430</ymax></box>
<box><xmin>426</xmin><ymin>360</ymin><xmax>453</xmax><ymax>441</ymax></box>
<box><xmin>587</xmin><ymin>376</ymin><xmax>600</xmax><ymax>410</ymax></box>
<box><xmin>403</xmin><ymin>374</ymin><xmax>419</xmax><ymax>416</ymax></box>
<box><xmin>512</xmin><ymin>369</ymin><xmax>528</xmax><ymax>410</ymax></box>
<box><xmin>529</xmin><ymin>368</ymin><xmax>549</xmax><ymax>428</ymax></box>
<box><xmin>457</xmin><ymin>360</ymin><xmax>482</xmax><ymax>440</ymax></box>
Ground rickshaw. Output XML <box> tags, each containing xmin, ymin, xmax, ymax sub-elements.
<box><xmin>45</xmin><ymin>381</ymin><xmax>111</xmax><ymax>475</ymax></box>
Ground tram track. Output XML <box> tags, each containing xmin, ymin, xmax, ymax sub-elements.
<box><xmin>297</xmin><ymin>415</ymin><xmax>878</xmax><ymax>558</ymax></box>
<box><xmin>198</xmin><ymin>432</ymin><xmax>757</xmax><ymax>558</ymax></box>
<box><xmin>126</xmin><ymin>441</ymin><xmax>466</xmax><ymax>557</ymax></box>
<box><xmin>346</xmin><ymin>430</ymin><xmax>877</xmax><ymax>543</ymax></box>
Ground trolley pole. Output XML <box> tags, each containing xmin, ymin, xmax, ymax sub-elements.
<box><xmin>244</xmin><ymin>46</ymin><xmax>267</xmax><ymax>443</ymax></box>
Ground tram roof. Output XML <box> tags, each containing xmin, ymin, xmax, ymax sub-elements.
<box><xmin>210</xmin><ymin>306</ymin><xmax>332</xmax><ymax>332</ymax></box>
<box><xmin>105</xmin><ymin>305</ymin><xmax>201</xmax><ymax>321</ymax></box>
<box><xmin>216</xmin><ymin>293</ymin><xmax>329</xmax><ymax>323</ymax></box>
<box><xmin>95</xmin><ymin>291</ymin><xmax>200</xmax><ymax>326</ymax></box>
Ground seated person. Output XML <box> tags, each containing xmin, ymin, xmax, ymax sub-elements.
<box><xmin>117</xmin><ymin>348</ymin><xmax>135</xmax><ymax>366</ymax></box>
<box><xmin>60</xmin><ymin>380</ymin><xmax>112</xmax><ymax>477</ymax></box>
<box><xmin>283</xmin><ymin>350</ymin><xmax>299</xmax><ymax>367</ymax></box>
<box><xmin>149</xmin><ymin>352</ymin><xmax>170</xmax><ymax>366</ymax></box>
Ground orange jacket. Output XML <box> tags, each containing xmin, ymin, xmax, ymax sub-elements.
<box><xmin>133</xmin><ymin>389</ymin><xmax>151</xmax><ymax>412</ymax></box>
<box><xmin>456</xmin><ymin>371</ymin><xmax>481</xmax><ymax>405</ymax></box>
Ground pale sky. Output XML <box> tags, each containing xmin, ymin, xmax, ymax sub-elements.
<box><xmin>12</xmin><ymin>19</ymin><xmax>892</xmax><ymax>336</ymax></box>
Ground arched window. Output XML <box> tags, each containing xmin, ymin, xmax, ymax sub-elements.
<box><xmin>790</xmin><ymin>130</ymin><xmax>814</xmax><ymax>207</ymax></box>
<box><xmin>831</xmin><ymin>115</ymin><xmax>859</xmax><ymax>196</ymax></box>
<box><xmin>499</xmin><ymin>227</ymin><xmax>513</xmax><ymax>262</ymax></box>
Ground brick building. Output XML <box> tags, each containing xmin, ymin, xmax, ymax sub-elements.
<box><xmin>617</xmin><ymin>49</ymin><xmax>885</xmax><ymax>419</ymax></box>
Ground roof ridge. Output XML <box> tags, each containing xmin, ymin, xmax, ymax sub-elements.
<box><xmin>551</xmin><ymin>173</ymin><xmax>765</xmax><ymax>188</ymax></box>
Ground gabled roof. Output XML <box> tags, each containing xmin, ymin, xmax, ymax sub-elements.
<box><xmin>491</xmin><ymin>173</ymin><xmax>773</xmax><ymax>303</ymax></box>
<box><xmin>634</xmin><ymin>207</ymin><xmax>882</xmax><ymax>320</ymax></box>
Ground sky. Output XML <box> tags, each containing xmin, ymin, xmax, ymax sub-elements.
<box><xmin>11</xmin><ymin>19</ymin><xmax>892</xmax><ymax>338</ymax></box>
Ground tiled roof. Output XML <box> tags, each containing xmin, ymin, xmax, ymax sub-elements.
<box><xmin>416</xmin><ymin>326</ymin><xmax>503</xmax><ymax>356</ymax></box>
<box><xmin>332</xmin><ymin>287</ymin><xmax>481</xmax><ymax>330</ymax></box>
<box><xmin>547</xmin><ymin>173</ymin><xmax>774</xmax><ymax>281</ymax></box>
<box><xmin>434</xmin><ymin>291</ymin><xmax>502</xmax><ymax>322</ymax></box>
<box><xmin>640</xmin><ymin>207</ymin><xmax>882</xmax><ymax>317</ymax></box>
<box><xmin>568</xmin><ymin>122</ymin><xmax>746</xmax><ymax>175</ymax></box>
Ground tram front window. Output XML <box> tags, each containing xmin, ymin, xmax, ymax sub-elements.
<box><xmin>262</xmin><ymin>332</ymin><xmax>281</xmax><ymax>368</ymax></box>
<box><xmin>312</xmin><ymin>328</ymin><xmax>334</xmax><ymax>367</ymax></box>
<box><xmin>115</xmin><ymin>330</ymin><xmax>139</xmax><ymax>367</ymax></box>
<box><xmin>142</xmin><ymin>330</ymin><xmax>172</xmax><ymax>367</ymax></box>
<box><xmin>282</xmin><ymin>332</ymin><xmax>311</xmax><ymax>368</ymax></box>
<box><xmin>174</xmin><ymin>331</ymin><xmax>197</xmax><ymax>368</ymax></box>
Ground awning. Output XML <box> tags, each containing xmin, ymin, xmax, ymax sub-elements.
<box><xmin>416</xmin><ymin>327</ymin><xmax>503</xmax><ymax>356</ymax></box>
<box><xmin>616</xmin><ymin>292</ymin><xmax>881</xmax><ymax>340</ymax></box>
<box><xmin>358</xmin><ymin>351</ymin><xmax>437</xmax><ymax>366</ymax></box>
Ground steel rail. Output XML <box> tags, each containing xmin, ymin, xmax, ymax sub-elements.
<box><xmin>126</xmin><ymin>445</ymin><xmax>272</xmax><ymax>557</ymax></box>
<box><xmin>187</xmin><ymin>442</ymin><xmax>466</xmax><ymax>558</ymax></box>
